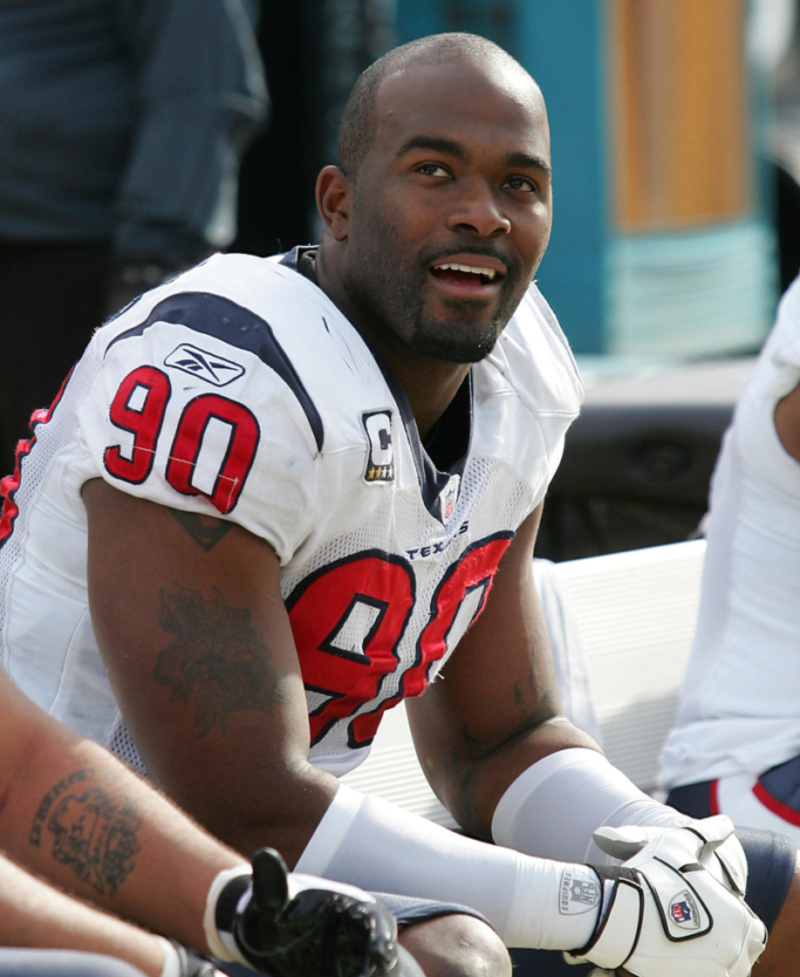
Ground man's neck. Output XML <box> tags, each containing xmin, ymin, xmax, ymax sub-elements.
<box><xmin>314</xmin><ymin>245</ymin><xmax>470</xmax><ymax>439</ymax></box>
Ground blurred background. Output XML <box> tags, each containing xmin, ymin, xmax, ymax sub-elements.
<box><xmin>3</xmin><ymin>0</ymin><xmax>799</xmax><ymax>559</ymax></box>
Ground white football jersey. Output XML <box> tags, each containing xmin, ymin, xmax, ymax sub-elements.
<box><xmin>0</xmin><ymin>250</ymin><xmax>583</xmax><ymax>776</ymax></box>
<box><xmin>660</xmin><ymin>274</ymin><xmax>800</xmax><ymax>790</ymax></box>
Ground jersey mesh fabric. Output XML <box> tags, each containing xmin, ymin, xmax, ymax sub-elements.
<box><xmin>282</xmin><ymin>456</ymin><xmax>532</xmax><ymax>775</ymax></box>
<box><xmin>107</xmin><ymin>717</ymin><xmax>150</xmax><ymax>778</ymax></box>
<box><xmin>0</xmin><ymin>355</ymin><xmax>99</xmax><ymax>677</ymax></box>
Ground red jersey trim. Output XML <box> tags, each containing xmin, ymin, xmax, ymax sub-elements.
<box><xmin>709</xmin><ymin>779</ymin><xmax>720</xmax><ymax>816</ymax></box>
<box><xmin>0</xmin><ymin>368</ymin><xmax>73</xmax><ymax>545</ymax></box>
<box><xmin>752</xmin><ymin>780</ymin><xmax>800</xmax><ymax>827</ymax></box>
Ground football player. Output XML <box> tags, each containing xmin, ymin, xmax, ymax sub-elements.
<box><xmin>0</xmin><ymin>669</ymin><xmax>406</xmax><ymax>976</ymax></box>
<box><xmin>0</xmin><ymin>31</ymin><xmax>791</xmax><ymax>977</ymax></box>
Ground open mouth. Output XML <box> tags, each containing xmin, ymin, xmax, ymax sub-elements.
<box><xmin>429</xmin><ymin>259</ymin><xmax>505</xmax><ymax>289</ymax></box>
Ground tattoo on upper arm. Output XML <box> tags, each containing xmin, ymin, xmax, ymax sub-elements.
<box><xmin>513</xmin><ymin>673</ymin><xmax>556</xmax><ymax>728</ymax></box>
<box><xmin>155</xmin><ymin>584</ymin><xmax>281</xmax><ymax>735</ymax></box>
<box><xmin>29</xmin><ymin>769</ymin><xmax>141</xmax><ymax>896</ymax></box>
<box><xmin>169</xmin><ymin>508</ymin><xmax>233</xmax><ymax>551</ymax></box>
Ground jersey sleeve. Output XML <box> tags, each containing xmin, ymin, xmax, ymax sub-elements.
<box><xmin>76</xmin><ymin>290</ymin><xmax>320</xmax><ymax>564</ymax></box>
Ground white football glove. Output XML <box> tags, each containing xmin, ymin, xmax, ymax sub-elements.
<box><xmin>564</xmin><ymin>816</ymin><xmax>767</xmax><ymax>976</ymax></box>
<box><xmin>594</xmin><ymin>814</ymin><xmax>748</xmax><ymax>899</ymax></box>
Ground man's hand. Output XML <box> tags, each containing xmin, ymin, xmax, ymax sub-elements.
<box><xmin>564</xmin><ymin>817</ymin><xmax>767</xmax><ymax>976</ymax></box>
<box><xmin>208</xmin><ymin>848</ymin><xmax>399</xmax><ymax>976</ymax></box>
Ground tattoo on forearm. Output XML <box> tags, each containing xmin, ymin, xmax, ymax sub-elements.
<box><xmin>30</xmin><ymin>769</ymin><xmax>141</xmax><ymax>896</ymax></box>
<box><xmin>169</xmin><ymin>508</ymin><xmax>233</xmax><ymax>551</ymax></box>
<box><xmin>445</xmin><ymin>658</ymin><xmax>557</xmax><ymax>840</ymax></box>
<box><xmin>155</xmin><ymin>584</ymin><xmax>281</xmax><ymax>735</ymax></box>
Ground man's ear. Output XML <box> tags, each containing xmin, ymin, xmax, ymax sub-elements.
<box><xmin>316</xmin><ymin>166</ymin><xmax>352</xmax><ymax>241</ymax></box>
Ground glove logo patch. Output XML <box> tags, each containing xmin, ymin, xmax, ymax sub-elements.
<box><xmin>669</xmin><ymin>890</ymin><xmax>701</xmax><ymax>930</ymax></box>
<box><xmin>559</xmin><ymin>867</ymin><xmax>601</xmax><ymax>915</ymax></box>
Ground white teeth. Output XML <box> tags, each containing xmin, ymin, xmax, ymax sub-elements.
<box><xmin>435</xmin><ymin>262</ymin><xmax>497</xmax><ymax>280</ymax></box>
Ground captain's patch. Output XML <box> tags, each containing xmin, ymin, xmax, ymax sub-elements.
<box><xmin>362</xmin><ymin>409</ymin><xmax>394</xmax><ymax>483</ymax></box>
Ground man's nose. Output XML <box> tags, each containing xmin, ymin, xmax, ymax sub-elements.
<box><xmin>446</xmin><ymin>181</ymin><xmax>511</xmax><ymax>238</ymax></box>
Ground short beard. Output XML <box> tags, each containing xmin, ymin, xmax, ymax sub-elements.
<box><xmin>342</xmin><ymin>215</ymin><xmax>527</xmax><ymax>364</ymax></box>
<box><xmin>343</xmin><ymin>257</ymin><xmax>525</xmax><ymax>364</ymax></box>
<box><xmin>406</xmin><ymin>309</ymin><xmax>507</xmax><ymax>363</ymax></box>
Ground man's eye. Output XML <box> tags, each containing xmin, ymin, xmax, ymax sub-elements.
<box><xmin>503</xmin><ymin>176</ymin><xmax>537</xmax><ymax>193</ymax></box>
<box><xmin>416</xmin><ymin>163</ymin><xmax>451</xmax><ymax>178</ymax></box>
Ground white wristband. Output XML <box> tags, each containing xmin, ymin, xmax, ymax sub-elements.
<box><xmin>491</xmin><ymin>748</ymin><xmax>686</xmax><ymax>865</ymax></box>
<box><xmin>203</xmin><ymin>864</ymin><xmax>252</xmax><ymax>965</ymax></box>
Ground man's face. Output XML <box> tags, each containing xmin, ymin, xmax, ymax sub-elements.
<box><xmin>340</xmin><ymin>56</ymin><xmax>553</xmax><ymax>363</ymax></box>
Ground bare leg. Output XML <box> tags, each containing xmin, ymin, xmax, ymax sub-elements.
<box><xmin>399</xmin><ymin>913</ymin><xmax>512</xmax><ymax>977</ymax></box>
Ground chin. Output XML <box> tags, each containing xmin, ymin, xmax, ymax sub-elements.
<box><xmin>410</xmin><ymin>330</ymin><xmax>500</xmax><ymax>364</ymax></box>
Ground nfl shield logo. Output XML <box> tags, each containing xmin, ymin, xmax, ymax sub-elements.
<box><xmin>671</xmin><ymin>900</ymin><xmax>692</xmax><ymax>925</ymax></box>
<box><xmin>667</xmin><ymin>890</ymin><xmax>703</xmax><ymax>935</ymax></box>
<box><xmin>438</xmin><ymin>475</ymin><xmax>460</xmax><ymax>524</ymax></box>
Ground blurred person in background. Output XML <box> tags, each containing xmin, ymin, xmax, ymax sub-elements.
<box><xmin>660</xmin><ymin>273</ymin><xmax>800</xmax><ymax>848</ymax></box>
<box><xmin>0</xmin><ymin>0</ymin><xmax>268</xmax><ymax>474</ymax></box>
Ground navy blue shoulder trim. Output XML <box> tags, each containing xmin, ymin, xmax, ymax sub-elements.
<box><xmin>106</xmin><ymin>291</ymin><xmax>324</xmax><ymax>452</ymax></box>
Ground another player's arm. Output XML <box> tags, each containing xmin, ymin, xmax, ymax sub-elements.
<box><xmin>0</xmin><ymin>668</ymin><xmax>245</xmax><ymax>954</ymax></box>
<box><xmin>774</xmin><ymin>379</ymin><xmax>800</xmax><ymax>462</ymax></box>
<box><xmin>83</xmin><ymin>477</ymin><xmax>338</xmax><ymax>868</ymax></box>
<box><xmin>406</xmin><ymin>502</ymin><xmax>601</xmax><ymax>840</ymax></box>
<box><xmin>0</xmin><ymin>852</ymin><xmax>166</xmax><ymax>976</ymax></box>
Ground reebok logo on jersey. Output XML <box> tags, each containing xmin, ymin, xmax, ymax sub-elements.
<box><xmin>362</xmin><ymin>410</ymin><xmax>394</xmax><ymax>483</ymax></box>
<box><xmin>558</xmin><ymin>867</ymin><xmax>600</xmax><ymax>915</ymax></box>
<box><xmin>164</xmin><ymin>344</ymin><xmax>245</xmax><ymax>387</ymax></box>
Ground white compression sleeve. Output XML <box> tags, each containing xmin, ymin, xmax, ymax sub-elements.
<box><xmin>492</xmin><ymin>748</ymin><xmax>687</xmax><ymax>866</ymax></box>
<box><xmin>295</xmin><ymin>783</ymin><xmax>602</xmax><ymax>951</ymax></box>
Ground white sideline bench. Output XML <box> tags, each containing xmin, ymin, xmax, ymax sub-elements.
<box><xmin>340</xmin><ymin>539</ymin><xmax>707</xmax><ymax>828</ymax></box>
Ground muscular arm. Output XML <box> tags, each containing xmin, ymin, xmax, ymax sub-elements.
<box><xmin>0</xmin><ymin>667</ymin><xmax>244</xmax><ymax>954</ymax></box>
<box><xmin>406</xmin><ymin>502</ymin><xmax>601</xmax><ymax>839</ymax></box>
<box><xmin>83</xmin><ymin>478</ymin><xmax>338</xmax><ymax>867</ymax></box>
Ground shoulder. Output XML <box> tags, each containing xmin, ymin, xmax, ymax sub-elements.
<box><xmin>727</xmin><ymin>274</ymin><xmax>800</xmax><ymax>490</ymax></box>
<box><xmin>95</xmin><ymin>252</ymin><xmax>385</xmax><ymax>450</ymax></box>
<box><xmin>78</xmin><ymin>253</ymin><xmax>392</xmax><ymax>560</ymax></box>
<box><xmin>479</xmin><ymin>281</ymin><xmax>584</xmax><ymax>419</ymax></box>
<box><xmin>761</xmin><ymin>274</ymin><xmax>800</xmax><ymax>373</ymax></box>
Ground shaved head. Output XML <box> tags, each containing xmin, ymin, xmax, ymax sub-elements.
<box><xmin>338</xmin><ymin>33</ymin><xmax>537</xmax><ymax>177</ymax></box>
